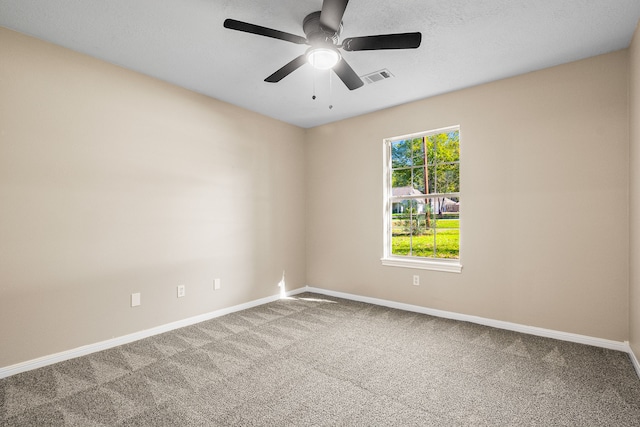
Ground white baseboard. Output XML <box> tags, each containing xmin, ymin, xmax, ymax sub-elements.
<box><xmin>2</xmin><ymin>285</ymin><xmax>636</xmax><ymax>380</ymax></box>
<box><xmin>0</xmin><ymin>287</ymin><xmax>308</xmax><ymax>379</ymax></box>
<box><xmin>630</xmin><ymin>345</ymin><xmax>640</xmax><ymax>379</ymax></box>
<box><xmin>304</xmin><ymin>286</ymin><xmax>631</xmax><ymax>353</ymax></box>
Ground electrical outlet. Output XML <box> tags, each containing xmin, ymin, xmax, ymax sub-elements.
<box><xmin>413</xmin><ymin>275</ymin><xmax>420</xmax><ymax>286</ymax></box>
<box><xmin>131</xmin><ymin>293</ymin><xmax>141</xmax><ymax>307</ymax></box>
<box><xmin>177</xmin><ymin>285</ymin><xmax>186</xmax><ymax>298</ymax></box>
<box><xmin>214</xmin><ymin>278</ymin><xmax>221</xmax><ymax>290</ymax></box>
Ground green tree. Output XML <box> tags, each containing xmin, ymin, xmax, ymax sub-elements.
<box><xmin>391</xmin><ymin>131</ymin><xmax>459</xmax><ymax>194</ymax></box>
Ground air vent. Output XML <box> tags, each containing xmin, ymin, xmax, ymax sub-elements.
<box><xmin>361</xmin><ymin>69</ymin><xmax>394</xmax><ymax>84</ymax></box>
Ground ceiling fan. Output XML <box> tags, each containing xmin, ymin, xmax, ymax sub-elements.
<box><xmin>223</xmin><ymin>0</ymin><xmax>422</xmax><ymax>90</ymax></box>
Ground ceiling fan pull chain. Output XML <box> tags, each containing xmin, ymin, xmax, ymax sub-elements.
<box><xmin>329</xmin><ymin>71</ymin><xmax>333</xmax><ymax>110</ymax></box>
<box><xmin>312</xmin><ymin>69</ymin><xmax>317</xmax><ymax>100</ymax></box>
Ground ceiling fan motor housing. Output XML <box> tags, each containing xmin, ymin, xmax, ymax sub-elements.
<box><xmin>303</xmin><ymin>11</ymin><xmax>341</xmax><ymax>46</ymax></box>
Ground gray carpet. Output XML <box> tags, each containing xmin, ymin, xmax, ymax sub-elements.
<box><xmin>1</xmin><ymin>292</ymin><xmax>639</xmax><ymax>426</ymax></box>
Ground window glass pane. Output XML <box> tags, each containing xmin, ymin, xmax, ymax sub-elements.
<box><xmin>448</xmin><ymin>196</ymin><xmax>460</xmax><ymax>205</ymax></box>
<box><xmin>434</xmin><ymin>226</ymin><xmax>459</xmax><ymax>258</ymax></box>
<box><xmin>391</xmin><ymin>199</ymin><xmax>417</xmax><ymax>255</ymax></box>
<box><xmin>427</xmin><ymin>165</ymin><xmax>435</xmax><ymax>194</ymax></box>
<box><xmin>412</xmin><ymin>138</ymin><xmax>425</xmax><ymax>166</ymax></box>
<box><xmin>391</xmin><ymin>199</ymin><xmax>409</xmax><ymax>215</ymax></box>
<box><xmin>431</xmin><ymin>197</ymin><xmax>459</xmax><ymax>216</ymax></box>
<box><xmin>441</xmin><ymin>196</ymin><xmax>460</xmax><ymax>217</ymax></box>
<box><xmin>391</xmin><ymin>205</ymin><xmax>408</xmax><ymax>255</ymax></box>
<box><xmin>406</xmin><ymin>199</ymin><xmax>419</xmax><ymax>218</ymax></box>
<box><xmin>411</xmin><ymin>226</ymin><xmax>435</xmax><ymax>258</ymax></box>
<box><xmin>426</xmin><ymin>137</ymin><xmax>436</xmax><ymax>166</ymax></box>
<box><xmin>438</xmin><ymin>131</ymin><xmax>460</xmax><ymax>163</ymax></box>
<box><xmin>392</xmin><ymin>169</ymin><xmax>412</xmax><ymax>190</ymax></box>
<box><xmin>430</xmin><ymin>197</ymin><xmax>443</xmax><ymax>217</ymax></box>
<box><xmin>426</xmin><ymin>197</ymin><xmax>437</xmax><ymax>218</ymax></box>
<box><xmin>391</xmin><ymin>231</ymin><xmax>410</xmax><ymax>256</ymax></box>
<box><xmin>412</xmin><ymin>167</ymin><xmax>426</xmax><ymax>194</ymax></box>
<box><xmin>435</xmin><ymin>163</ymin><xmax>459</xmax><ymax>194</ymax></box>
<box><xmin>434</xmin><ymin>212</ymin><xmax>459</xmax><ymax>228</ymax></box>
<box><xmin>392</xmin><ymin>140</ymin><xmax>412</xmax><ymax>168</ymax></box>
<box><xmin>413</xmin><ymin>210</ymin><xmax>428</xmax><ymax>236</ymax></box>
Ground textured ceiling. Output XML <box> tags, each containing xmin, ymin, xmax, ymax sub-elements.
<box><xmin>1</xmin><ymin>0</ymin><xmax>640</xmax><ymax>128</ymax></box>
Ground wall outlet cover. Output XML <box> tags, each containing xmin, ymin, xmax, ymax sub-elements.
<box><xmin>131</xmin><ymin>293</ymin><xmax>141</xmax><ymax>307</ymax></box>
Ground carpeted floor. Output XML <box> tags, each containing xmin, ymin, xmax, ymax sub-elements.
<box><xmin>1</xmin><ymin>292</ymin><xmax>639</xmax><ymax>426</ymax></box>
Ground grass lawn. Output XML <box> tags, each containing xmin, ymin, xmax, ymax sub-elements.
<box><xmin>391</xmin><ymin>218</ymin><xmax>459</xmax><ymax>258</ymax></box>
<box><xmin>433</xmin><ymin>219</ymin><xmax>458</xmax><ymax>228</ymax></box>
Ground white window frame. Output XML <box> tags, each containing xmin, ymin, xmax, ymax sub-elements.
<box><xmin>381</xmin><ymin>126</ymin><xmax>462</xmax><ymax>273</ymax></box>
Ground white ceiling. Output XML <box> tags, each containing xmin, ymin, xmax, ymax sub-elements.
<box><xmin>1</xmin><ymin>0</ymin><xmax>639</xmax><ymax>128</ymax></box>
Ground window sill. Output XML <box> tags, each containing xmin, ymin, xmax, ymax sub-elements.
<box><xmin>381</xmin><ymin>257</ymin><xmax>462</xmax><ymax>273</ymax></box>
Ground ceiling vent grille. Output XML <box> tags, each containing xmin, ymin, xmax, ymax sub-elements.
<box><xmin>361</xmin><ymin>69</ymin><xmax>394</xmax><ymax>84</ymax></box>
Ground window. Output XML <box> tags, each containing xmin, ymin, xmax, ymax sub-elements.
<box><xmin>382</xmin><ymin>126</ymin><xmax>461</xmax><ymax>273</ymax></box>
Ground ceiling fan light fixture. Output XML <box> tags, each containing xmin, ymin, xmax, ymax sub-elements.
<box><xmin>224</xmin><ymin>0</ymin><xmax>421</xmax><ymax>90</ymax></box>
<box><xmin>306</xmin><ymin>47</ymin><xmax>340</xmax><ymax>70</ymax></box>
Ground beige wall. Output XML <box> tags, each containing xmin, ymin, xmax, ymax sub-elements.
<box><xmin>0</xmin><ymin>27</ymin><xmax>306</xmax><ymax>367</ymax></box>
<box><xmin>306</xmin><ymin>50</ymin><xmax>630</xmax><ymax>342</ymax></box>
<box><xmin>630</xmin><ymin>22</ymin><xmax>640</xmax><ymax>359</ymax></box>
<box><xmin>0</xmin><ymin>24</ymin><xmax>634</xmax><ymax>369</ymax></box>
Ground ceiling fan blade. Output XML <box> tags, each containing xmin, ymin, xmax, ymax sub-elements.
<box><xmin>265</xmin><ymin>55</ymin><xmax>308</xmax><ymax>83</ymax></box>
<box><xmin>333</xmin><ymin>58</ymin><xmax>364</xmax><ymax>90</ymax></box>
<box><xmin>342</xmin><ymin>32</ymin><xmax>422</xmax><ymax>51</ymax></box>
<box><xmin>224</xmin><ymin>19</ymin><xmax>307</xmax><ymax>45</ymax></box>
<box><xmin>320</xmin><ymin>0</ymin><xmax>349</xmax><ymax>33</ymax></box>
